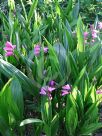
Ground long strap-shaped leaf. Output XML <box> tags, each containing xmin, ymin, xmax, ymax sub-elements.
<box><xmin>0</xmin><ymin>59</ymin><xmax>35</xmax><ymax>95</ymax></box>
<box><xmin>77</xmin><ymin>16</ymin><xmax>84</xmax><ymax>52</ymax></box>
<box><xmin>28</xmin><ymin>0</ymin><xmax>38</xmax><ymax>23</ymax></box>
<box><xmin>20</xmin><ymin>0</ymin><xmax>28</xmax><ymax>22</ymax></box>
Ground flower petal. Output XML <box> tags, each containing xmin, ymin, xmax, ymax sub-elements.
<box><xmin>5</xmin><ymin>41</ymin><xmax>13</xmax><ymax>48</ymax></box>
<box><xmin>34</xmin><ymin>45</ymin><xmax>41</xmax><ymax>56</ymax></box>
<box><xmin>44</xmin><ymin>47</ymin><xmax>48</xmax><ymax>53</ymax></box>
<box><xmin>62</xmin><ymin>84</ymin><xmax>71</xmax><ymax>90</ymax></box>
<box><xmin>4</xmin><ymin>47</ymin><xmax>13</xmax><ymax>51</ymax></box>
<box><xmin>40</xmin><ymin>87</ymin><xmax>46</xmax><ymax>95</ymax></box>
<box><xmin>49</xmin><ymin>80</ymin><xmax>56</xmax><ymax>87</ymax></box>
<box><xmin>61</xmin><ymin>90</ymin><xmax>70</xmax><ymax>96</ymax></box>
<box><xmin>48</xmin><ymin>87</ymin><xmax>55</xmax><ymax>92</ymax></box>
<box><xmin>5</xmin><ymin>52</ymin><xmax>13</xmax><ymax>56</ymax></box>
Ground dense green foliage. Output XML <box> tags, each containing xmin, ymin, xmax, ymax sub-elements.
<box><xmin>0</xmin><ymin>0</ymin><xmax>102</xmax><ymax>135</ymax></box>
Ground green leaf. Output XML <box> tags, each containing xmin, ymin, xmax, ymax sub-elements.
<box><xmin>77</xmin><ymin>16</ymin><xmax>84</xmax><ymax>52</ymax></box>
<box><xmin>7</xmin><ymin>90</ymin><xmax>21</xmax><ymax>121</ymax></box>
<box><xmin>2</xmin><ymin>79</ymin><xmax>22</xmax><ymax>121</ymax></box>
<box><xmin>66</xmin><ymin>0</ymin><xmax>72</xmax><ymax>15</ymax></box>
<box><xmin>84</xmin><ymin>103</ymin><xmax>98</xmax><ymax>123</ymax></box>
<box><xmin>66</xmin><ymin>94</ymin><xmax>77</xmax><ymax>115</ymax></box>
<box><xmin>69</xmin><ymin>52</ymin><xmax>78</xmax><ymax>80</ymax></box>
<box><xmin>10</xmin><ymin>77</ymin><xmax>24</xmax><ymax>117</ymax></box>
<box><xmin>72</xmin><ymin>90</ymin><xmax>84</xmax><ymax>118</ymax></box>
<box><xmin>51</xmin><ymin>114</ymin><xmax>59</xmax><ymax>136</ymax></box>
<box><xmin>41</xmin><ymin>96</ymin><xmax>52</xmax><ymax>125</ymax></box>
<box><xmin>72</xmin><ymin>2</ymin><xmax>79</xmax><ymax>19</ymax></box>
<box><xmin>66</xmin><ymin>106</ymin><xmax>78</xmax><ymax>136</ymax></box>
<box><xmin>54</xmin><ymin>0</ymin><xmax>64</xmax><ymax>17</ymax></box>
<box><xmin>0</xmin><ymin>59</ymin><xmax>35</xmax><ymax>95</ymax></box>
<box><xmin>74</xmin><ymin>66</ymin><xmax>86</xmax><ymax>87</ymax></box>
<box><xmin>89</xmin><ymin>64</ymin><xmax>102</xmax><ymax>79</ymax></box>
<box><xmin>20</xmin><ymin>0</ymin><xmax>28</xmax><ymax>21</ymax></box>
<box><xmin>15</xmin><ymin>32</ymin><xmax>20</xmax><ymax>52</ymax></box>
<box><xmin>0</xmin><ymin>79</ymin><xmax>12</xmax><ymax>124</ymax></box>
<box><xmin>44</xmin><ymin>38</ymin><xmax>62</xmax><ymax>80</ymax></box>
<box><xmin>81</xmin><ymin>72</ymin><xmax>89</xmax><ymax>101</ymax></box>
<box><xmin>20</xmin><ymin>118</ymin><xmax>43</xmax><ymax>126</ymax></box>
<box><xmin>80</xmin><ymin>123</ymin><xmax>102</xmax><ymax>135</ymax></box>
<box><xmin>35</xmin><ymin>48</ymin><xmax>44</xmax><ymax>85</ymax></box>
<box><xmin>0</xmin><ymin>9</ymin><xmax>8</xmax><ymax>23</ymax></box>
<box><xmin>28</xmin><ymin>0</ymin><xmax>38</xmax><ymax>23</ymax></box>
<box><xmin>0</xmin><ymin>116</ymin><xmax>11</xmax><ymax>136</ymax></box>
<box><xmin>63</xmin><ymin>24</ymin><xmax>74</xmax><ymax>51</ymax></box>
<box><xmin>88</xmin><ymin>44</ymin><xmax>101</xmax><ymax>66</ymax></box>
<box><xmin>53</xmin><ymin>42</ymin><xmax>67</xmax><ymax>77</ymax></box>
<box><xmin>0</xmin><ymin>78</ymin><xmax>22</xmax><ymax>127</ymax></box>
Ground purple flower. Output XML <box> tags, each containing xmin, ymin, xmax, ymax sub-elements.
<box><xmin>48</xmin><ymin>86</ymin><xmax>56</xmax><ymax>92</ymax></box>
<box><xmin>34</xmin><ymin>45</ymin><xmax>41</xmax><ymax>56</ymax></box>
<box><xmin>4</xmin><ymin>41</ymin><xmax>16</xmax><ymax>56</ymax></box>
<box><xmin>98</xmin><ymin>22</ymin><xmax>102</xmax><ymax>30</ymax></box>
<box><xmin>43</xmin><ymin>47</ymin><xmax>48</xmax><ymax>53</ymax></box>
<box><xmin>96</xmin><ymin>90</ymin><xmax>102</xmax><ymax>94</ymax></box>
<box><xmin>62</xmin><ymin>84</ymin><xmax>71</xmax><ymax>90</ymax></box>
<box><xmin>40</xmin><ymin>86</ymin><xmax>55</xmax><ymax>100</ymax></box>
<box><xmin>62</xmin><ymin>90</ymin><xmax>70</xmax><ymax>96</ymax></box>
<box><xmin>61</xmin><ymin>84</ymin><xmax>71</xmax><ymax>96</ymax></box>
<box><xmin>90</xmin><ymin>25</ymin><xmax>99</xmax><ymax>40</ymax></box>
<box><xmin>84</xmin><ymin>32</ymin><xmax>88</xmax><ymax>40</ymax></box>
<box><xmin>92</xmin><ymin>30</ymin><xmax>98</xmax><ymax>39</ymax></box>
<box><xmin>49</xmin><ymin>80</ymin><xmax>56</xmax><ymax>87</ymax></box>
<box><xmin>40</xmin><ymin>87</ymin><xmax>47</xmax><ymax>95</ymax></box>
<box><xmin>34</xmin><ymin>45</ymin><xmax>48</xmax><ymax>56</ymax></box>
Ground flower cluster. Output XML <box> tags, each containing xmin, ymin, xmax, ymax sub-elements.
<box><xmin>40</xmin><ymin>81</ymin><xmax>71</xmax><ymax>100</ymax></box>
<box><xmin>4</xmin><ymin>41</ymin><xmax>16</xmax><ymax>56</ymax></box>
<box><xmin>90</xmin><ymin>25</ymin><xmax>99</xmax><ymax>43</ymax></box>
<box><xmin>34</xmin><ymin>45</ymin><xmax>48</xmax><ymax>56</ymax></box>
<box><xmin>40</xmin><ymin>80</ymin><xmax>56</xmax><ymax>100</ymax></box>
<box><xmin>83</xmin><ymin>21</ymin><xmax>102</xmax><ymax>44</ymax></box>
<box><xmin>40</xmin><ymin>86</ymin><xmax>56</xmax><ymax>100</ymax></box>
<box><xmin>61</xmin><ymin>84</ymin><xmax>71</xmax><ymax>96</ymax></box>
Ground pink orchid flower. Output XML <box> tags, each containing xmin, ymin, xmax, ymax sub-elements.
<box><xmin>40</xmin><ymin>86</ymin><xmax>55</xmax><ymax>100</ymax></box>
<box><xmin>61</xmin><ymin>84</ymin><xmax>71</xmax><ymax>96</ymax></box>
<box><xmin>34</xmin><ymin>45</ymin><xmax>48</xmax><ymax>56</ymax></box>
<box><xmin>34</xmin><ymin>45</ymin><xmax>41</xmax><ymax>56</ymax></box>
<box><xmin>4</xmin><ymin>41</ymin><xmax>16</xmax><ymax>56</ymax></box>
